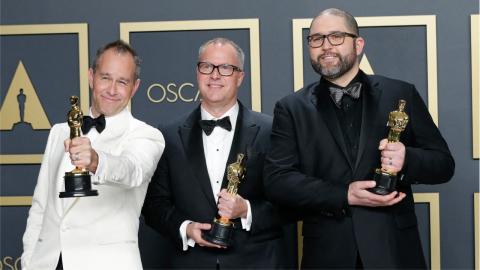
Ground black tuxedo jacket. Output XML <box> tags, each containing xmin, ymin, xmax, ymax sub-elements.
<box><xmin>142</xmin><ymin>102</ymin><xmax>286</xmax><ymax>269</ymax></box>
<box><xmin>264</xmin><ymin>74</ymin><xmax>454</xmax><ymax>269</ymax></box>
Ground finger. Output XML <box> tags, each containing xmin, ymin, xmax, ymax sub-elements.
<box><xmin>378</xmin><ymin>139</ymin><xmax>388</xmax><ymax>150</ymax></box>
<box><xmin>195</xmin><ymin>223</ymin><xmax>212</xmax><ymax>231</ymax></box>
<box><xmin>73</xmin><ymin>152</ymin><xmax>80</xmax><ymax>161</ymax></box>
<box><xmin>64</xmin><ymin>139</ymin><xmax>72</xmax><ymax>152</ymax></box>
<box><xmin>220</xmin><ymin>192</ymin><xmax>233</xmax><ymax>201</ymax></box>
<box><xmin>356</xmin><ymin>180</ymin><xmax>377</xmax><ymax>189</ymax></box>
<box><xmin>198</xmin><ymin>239</ymin><xmax>224</xmax><ymax>249</ymax></box>
<box><xmin>380</xmin><ymin>156</ymin><xmax>393</xmax><ymax>165</ymax></box>
<box><xmin>70</xmin><ymin>137</ymin><xmax>83</xmax><ymax>147</ymax></box>
<box><xmin>218</xmin><ymin>211</ymin><xmax>231</xmax><ymax>219</ymax></box>
<box><xmin>384</xmin><ymin>142</ymin><xmax>397</xmax><ymax>151</ymax></box>
<box><xmin>385</xmin><ymin>142</ymin><xmax>405</xmax><ymax>151</ymax></box>
<box><xmin>364</xmin><ymin>191</ymin><xmax>397</xmax><ymax>205</ymax></box>
<box><xmin>386</xmin><ymin>192</ymin><xmax>406</xmax><ymax>206</ymax></box>
<box><xmin>71</xmin><ymin>137</ymin><xmax>91</xmax><ymax>149</ymax></box>
<box><xmin>381</xmin><ymin>160</ymin><xmax>394</xmax><ymax>169</ymax></box>
<box><xmin>218</xmin><ymin>198</ymin><xmax>233</xmax><ymax>208</ymax></box>
<box><xmin>375</xmin><ymin>191</ymin><xmax>402</xmax><ymax>205</ymax></box>
<box><xmin>380</xmin><ymin>149</ymin><xmax>396</xmax><ymax>160</ymax></box>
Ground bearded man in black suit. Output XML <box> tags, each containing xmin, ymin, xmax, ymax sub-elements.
<box><xmin>264</xmin><ymin>8</ymin><xmax>454</xmax><ymax>269</ymax></box>
<box><xmin>142</xmin><ymin>37</ymin><xmax>286</xmax><ymax>269</ymax></box>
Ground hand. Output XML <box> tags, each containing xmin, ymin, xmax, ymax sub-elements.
<box><xmin>64</xmin><ymin>137</ymin><xmax>99</xmax><ymax>173</ymax></box>
<box><xmin>186</xmin><ymin>222</ymin><xmax>225</xmax><ymax>249</ymax></box>
<box><xmin>347</xmin><ymin>180</ymin><xmax>406</xmax><ymax>207</ymax></box>
<box><xmin>217</xmin><ymin>189</ymin><xmax>248</xmax><ymax>219</ymax></box>
<box><xmin>378</xmin><ymin>139</ymin><xmax>405</xmax><ymax>173</ymax></box>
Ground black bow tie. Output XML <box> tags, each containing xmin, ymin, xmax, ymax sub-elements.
<box><xmin>199</xmin><ymin>116</ymin><xmax>232</xmax><ymax>136</ymax></box>
<box><xmin>329</xmin><ymin>82</ymin><xmax>362</xmax><ymax>108</ymax></box>
<box><xmin>81</xmin><ymin>115</ymin><xmax>106</xmax><ymax>134</ymax></box>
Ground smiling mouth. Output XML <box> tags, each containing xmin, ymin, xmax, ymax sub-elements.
<box><xmin>320</xmin><ymin>53</ymin><xmax>338</xmax><ymax>60</ymax></box>
<box><xmin>208</xmin><ymin>83</ymin><xmax>223</xmax><ymax>88</ymax></box>
<box><xmin>101</xmin><ymin>95</ymin><xmax>120</xmax><ymax>102</ymax></box>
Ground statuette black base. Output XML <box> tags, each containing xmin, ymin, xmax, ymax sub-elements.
<box><xmin>369</xmin><ymin>169</ymin><xmax>397</xmax><ymax>195</ymax></box>
<box><xmin>202</xmin><ymin>219</ymin><xmax>233</xmax><ymax>248</ymax></box>
<box><xmin>60</xmin><ymin>171</ymin><xmax>98</xmax><ymax>198</ymax></box>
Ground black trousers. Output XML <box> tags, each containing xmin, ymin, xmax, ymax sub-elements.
<box><xmin>56</xmin><ymin>253</ymin><xmax>63</xmax><ymax>270</ymax></box>
<box><xmin>356</xmin><ymin>252</ymin><xmax>364</xmax><ymax>269</ymax></box>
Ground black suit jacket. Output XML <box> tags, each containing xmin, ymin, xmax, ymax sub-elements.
<box><xmin>264</xmin><ymin>73</ymin><xmax>454</xmax><ymax>269</ymax></box>
<box><xmin>143</xmin><ymin>102</ymin><xmax>286</xmax><ymax>269</ymax></box>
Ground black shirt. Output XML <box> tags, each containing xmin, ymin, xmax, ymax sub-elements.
<box><xmin>320</xmin><ymin>71</ymin><xmax>366</xmax><ymax>164</ymax></box>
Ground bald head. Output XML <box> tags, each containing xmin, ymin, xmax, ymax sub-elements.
<box><xmin>311</xmin><ymin>8</ymin><xmax>359</xmax><ymax>36</ymax></box>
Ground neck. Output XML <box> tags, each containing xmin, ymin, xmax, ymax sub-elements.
<box><xmin>90</xmin><ymin>107</ymin><xmax>101</xmax><ymax>118</ymax></box>
<box><xmin>202</xmin><ymin>100</ymin><xmax>236</xmax><ymax>118</ymax></box>
<box><xmin>326</xmin><ymin>65</ymin><xmax>360</xmax><ymax>87</ymax></box>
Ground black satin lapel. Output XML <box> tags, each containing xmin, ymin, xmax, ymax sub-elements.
<box><xmin>353</xmin><ymin>80</ymin><xmax>382</xmax><ymax>173</ymax></box>
<box><xmin>316</xmin><ymin>87</ymin><xmax>353</xmax><ymax>169</ymax></box>
<box><xmin>179</xmin><ymin>110</ymin><xmax>217</xmax><ymax>209</ymax></box>
<box><xmin>221</xmin><ymin>106</ymin><xmax>259</xmax><ymax>190</ymax></box>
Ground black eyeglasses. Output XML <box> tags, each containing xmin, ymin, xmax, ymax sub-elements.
<box><xmin>197</xmin><ymin>62</ymin><xmax>242</xmax><ymax>76</ymax></box>
<box><xmin>307</xmin><ymin>32</ymin><xmax>358</xmax><ymax>48</ymax></box>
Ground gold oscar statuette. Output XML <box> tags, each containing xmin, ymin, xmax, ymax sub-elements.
<box><xmin>202</xmin><ymin>153</ymin><xmax>247</xmax><ymax>248</ymax></box>
<box><xmin>59</xmin><ymin>96</ymin><xmax>98</xmax><ymax>198</ymax></box>
<box><xmin>369</xmin><ymin>99</ymin><xmax>409</xmax><ymax>195</ymax></box>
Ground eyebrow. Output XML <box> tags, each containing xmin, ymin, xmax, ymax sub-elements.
<box><xmin>309</xmin><ymin>31</ymin><xmax>344</xmax><ymax>36</ymax></box>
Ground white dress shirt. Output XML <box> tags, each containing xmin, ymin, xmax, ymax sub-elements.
<box><xmin>180</xmin><ymin>102</ymin><xmax>252</xmax><ymax>250</ymax></box>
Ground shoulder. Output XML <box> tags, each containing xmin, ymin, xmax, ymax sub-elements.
<box><xmin>157</xmin><ymin>110</ymin><xmax>192</xmax><ymax>133</ymax></box>
<box><xmin>271</xmin><ymin>81</ymin><xmax>319</xmax><ymax>117</ymax></box>
<box><xmin>48</xmin><ymin>122</ymin><xmax>69</xmax><ymax>137</ymax></box>
<box><xmin>277</xmin><ymin>81</ymin><xmax>319</xmax><ymax>106</ymax></box>
<box><xmin>246</xmin><ymin>110</ymin><xmax>273</xmax><ymax>126</ymax></box>
<box><xmin>51</xmin><ymin>122</ymin><xmax>69</xmax><ymax>132</ymax></box>
<box><xmin>367</xmin><ymin>74</ymin><xmax>415</xmax><ymax>91</ymax></box>
<box><xmin>128</xmin><ymin>116</ymin><xmax>165</xmax><ymax>142</ymax></box>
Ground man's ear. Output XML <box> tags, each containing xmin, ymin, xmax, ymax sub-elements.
<box><xmin>88</xmin><ymin>68</ymin><xmax>95</xmax><ymax>89</ymax></box>
<box><xmin>355</xmin><ymin>37</ymin><xmax>365</xmax><ymax>56</ymax></box>
<box><xmin>131</xmin><ymin>78</ymin><xmax>141</xmax><ymax>98</ymax></box>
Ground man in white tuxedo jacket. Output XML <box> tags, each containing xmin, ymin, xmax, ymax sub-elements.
<box><xmin>21</xmin><ymin>40</ymin><xmax>165</xmax><ymax>270</ymax></box>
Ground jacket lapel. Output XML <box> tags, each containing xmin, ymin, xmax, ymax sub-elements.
<box><xmin>314</xmin><ymin>83</ymin><xmax>353</xmax><ymax>169</ymax></box>
<box><xmin>52</xmin><ymin>125</ymin><xmax>78</xmax><ymax>217</ymax></box>
<box><xmin>353</xmin><ymin>76</ymin><xmax>382</xmax><ymax>173</ymax></box>
<box><xmin>221</xmin><ymin>103</ymin><xmax>259</xmax><ymax>189</ymax></box>
<box><xmin>179</xmin><ymin>106</ymin><xmax>217</xmax><ymax>209</ymax></box>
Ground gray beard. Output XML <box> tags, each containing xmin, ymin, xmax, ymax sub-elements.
<box><xmin>310</xmin><ymin>55</ymin><xmax>354</xmax><ymax>80</ymax></box>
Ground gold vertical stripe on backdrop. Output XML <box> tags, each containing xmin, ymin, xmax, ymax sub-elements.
<box><xmin>471</xmin><ymin>15</ymin><xmax>479</xmax><ymax>159</ymax></box>
<box><xmin>475</xmin><ymin>193</ymin><xmax>479</xmax><ymax>270</ymax></box>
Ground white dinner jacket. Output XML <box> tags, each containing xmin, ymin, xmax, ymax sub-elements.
<box><xmin>21</xmin><ymin>108</ymin><xmax>165</xmax><ymax>270</ymax></box>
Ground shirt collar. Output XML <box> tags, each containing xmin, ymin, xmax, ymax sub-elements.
<box><xmin>200</xmin><ymin>102</ymin><xmax>239</xmax><ymax>131</ymax></box>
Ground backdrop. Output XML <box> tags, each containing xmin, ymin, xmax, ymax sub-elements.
<box><xmin>0</xmin><ymin>1</ymin><xmax>478</xmax><ymax>269</ymax></box>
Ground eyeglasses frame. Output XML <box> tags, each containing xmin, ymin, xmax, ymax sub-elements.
<box><xmin>197</xmin><ymin>61</ymin><xmax>242</xmax><ymax>76</ymax></box>
<box><xmin>307</xmin><ymin>31</ymin><xmax>358</xmax><ymax>48</ymax></box>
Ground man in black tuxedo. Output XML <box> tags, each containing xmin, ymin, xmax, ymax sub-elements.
<box><xmin>264</xmin><ymin>8</ymin><xmax>455</xmax><ymax>269</ymax></box>
<box><xmin>142</xmin><ymin>37</ymin><xmax>286</xmax><ymax>269</ymax></box>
